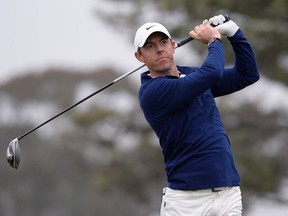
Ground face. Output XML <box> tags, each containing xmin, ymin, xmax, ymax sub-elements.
<box><xmin>135</xmin><ymin>32</ymin><xmax>176</xmax><ymax>76</ymax></box>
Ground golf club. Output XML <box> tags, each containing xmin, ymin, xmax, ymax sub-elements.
<box><xmin>6</xmin><ymin>15</ymin><xmax>230</xmax><ymax>169</ymax></box>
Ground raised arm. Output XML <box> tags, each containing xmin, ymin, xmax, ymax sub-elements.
<box><xmin>210</xmin><ymin>15</ymin><xmax>260</xmax><ymax>97</ymax></box>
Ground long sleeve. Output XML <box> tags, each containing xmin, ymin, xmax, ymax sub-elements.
<box><xmin>212</xmin><ymin>29</ymin><xmax>260</xmax><ymax>97</ymax></box>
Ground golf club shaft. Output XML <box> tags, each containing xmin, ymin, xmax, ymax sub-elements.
<box><xmin>17</xmin><ymin>15</ymin><xmax>231</xmax><ymax>141</ymax></box>
<box><xmin>17</xmin><ymin>36</ymin><xmax>194</xmax><ymax>141</ymax></box>
<box><xmin>17</xmin><ymin>64</ymin><xmax>146</xmax><ymax>141</ymax></box>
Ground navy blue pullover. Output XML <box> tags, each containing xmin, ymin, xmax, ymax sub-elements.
<box><xmin>139</xmin><ymin>30</ymin><xmax>260</xmax><ymax>190</ymax></box>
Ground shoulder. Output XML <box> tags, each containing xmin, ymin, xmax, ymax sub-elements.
<box><xmin>177</xmin><ymin>65</ymin><xmax>199</xmax><ymax>75</ymax></box>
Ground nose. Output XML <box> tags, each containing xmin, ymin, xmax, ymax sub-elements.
<box><xmin>156</xmin><ymin>44</ymin><xmax>164</xmax><ymax>54</ymax></box>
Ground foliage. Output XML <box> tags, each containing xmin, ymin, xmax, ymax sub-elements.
<box><xmin>1</xmin><ymin>1</ymin><xmax>288</xmax><ymax>214</ymax></box>
<box><xmin>97</xmin><ymin>0</ymin><xmax>288</xmax><ymax>84</ymax></box>
<box><xmin>0</xmin><ymin>65</ymin><xmax>287</xmax><ymax>215</ymax></box>
<box><xmin>95</xmin><ymin>0</ymin><xmax>288</xmax><ymax>211</ymax></box>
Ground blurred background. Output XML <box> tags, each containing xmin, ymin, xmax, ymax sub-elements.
<box><xmin>0</xmin><ymin>0</ymin><xmax>288</xmax><ymax>215</ymax></box>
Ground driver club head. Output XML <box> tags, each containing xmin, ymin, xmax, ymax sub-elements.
<box><xmin>7</xmin><ymin>138</ymin><xmax>20</xmax><ymax>169</ymax></box>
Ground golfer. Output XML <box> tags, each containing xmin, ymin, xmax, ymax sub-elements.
<box><xmin>134</xmin><ymin>15</ymin><xmax>259</xmax><ymax>216</ymax></box>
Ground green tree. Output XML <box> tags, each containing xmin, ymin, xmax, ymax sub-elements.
<box><xmin>97</xmin><ymin>0</ymin><xmax>288</xmax><ymax>83</ymax></box>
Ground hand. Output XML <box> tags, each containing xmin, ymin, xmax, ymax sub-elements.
<box><xmin>189</xmin><ymin>21</ymin><xmax>221</xmax><ymax>44</ymax></box>
<box><xmin>209</xmin><ymin>15</ymin><xmax>239</xmax><ymax>37</ymax></box>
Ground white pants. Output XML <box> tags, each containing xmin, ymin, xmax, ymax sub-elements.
<box><xmin>160</xmin><ymin>186</ymin><xmax>242</xmax><ymax>216</ymax></box>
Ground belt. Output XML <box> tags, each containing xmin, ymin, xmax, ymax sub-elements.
<box><xmin>193</xmin><ymin>187</ymin><xmax>227</xmax><ymax>192</ymax></box>
<box><xmin>162</xmin><ymin>187</ymin><xmax>227</xmax><ymax>195</ymax></box>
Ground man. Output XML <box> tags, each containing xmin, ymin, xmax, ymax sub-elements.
<box><xmin>134</xmin><ymin>15</ymin><xmax>259</xmax><ymax>216</ymax></box>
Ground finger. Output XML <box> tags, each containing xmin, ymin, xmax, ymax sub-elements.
<box><xmin>209</xmin><ymin>16</ymin><xmax>218</xmax><ymax>25</ymax></box>
<box><xmin>215</xmin><ymin>15</ymin><xmax>224</xmax><ymax>24</ymax></box>
<box><xmin>219</xmin><ymin>14</ymin><xmax>226</xmax><ymax>22</ymax></box>
<box><xmin>189</xmin><ymin>30</ymin><xmax>197</xmax><ymax>39</ymax></box>
<box><xmin>203</xmin><ymin>19</ymin><xmax>209</xmax><ymax>25</ymax></box>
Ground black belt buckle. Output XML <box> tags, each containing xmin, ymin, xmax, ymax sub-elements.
<box><xmin>212</xmin><ymin>187</ymin><xmax>226</xmax><ymax>192</ymax></box>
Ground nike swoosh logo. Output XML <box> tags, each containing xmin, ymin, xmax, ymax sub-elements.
<box><xmin>146</xmin><ymin>25</ymin><xmax>156</xmax><ymax>30</ymax></box>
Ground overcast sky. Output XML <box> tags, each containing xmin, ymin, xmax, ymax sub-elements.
<box><xmin>0</xmin><ymin>0</ymin><xmax>140</xmax><ymax>84</ymax></box>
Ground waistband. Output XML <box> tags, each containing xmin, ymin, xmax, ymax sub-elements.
<box><xmin>162</xmin><ymin>186</ymin><xmax>232</xmax><ymax>195</ymax></box>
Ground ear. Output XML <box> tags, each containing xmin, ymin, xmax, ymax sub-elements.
<box><xmin>134</xmin><ymin>51</ymin><xmax>145</xmax><ymax>63</ymax></box>
<box><xmin>171</xmin><ymin>40</ymin><xmax>176</xmax><ymax>53</ymax></box>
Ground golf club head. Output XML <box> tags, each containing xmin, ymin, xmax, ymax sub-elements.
<box><xmin>7</xmin><ymin>138</ymin><xmax>20</xmax><ymax>169</ymax></box>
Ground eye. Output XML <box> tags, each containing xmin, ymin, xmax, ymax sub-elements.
<box><xmin>144</xmin><ymin>43</ymin><xmax>154</xmax><ymax>50</ymax></box>
<box><xmin>161</xmin><ymin>39</ymin><xmax>169</xmax><ymax>45</ymax></box>
<box><xmin>147</xmin><ymin>44</ymin><xmax>154</xmax><ymax>49</ymax></box>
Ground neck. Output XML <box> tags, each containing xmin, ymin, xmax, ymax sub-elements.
<box><xmin>149</xmin><ymin>63</ymin><xmax>179</xmax><ymax>78</ymax></box>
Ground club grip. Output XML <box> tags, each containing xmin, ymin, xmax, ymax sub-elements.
<box><xmin>176</xmin><ymin>15</ymin><xmax>231</xmax><ymax>48</ymax></box>
<box><xmin>176</xmin><ymin>37</ymin><xmax>193</xmax><ymax>48</ymax></box>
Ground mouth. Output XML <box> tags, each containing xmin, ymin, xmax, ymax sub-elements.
<box><xmin>157</xmin><ymin>56</ymin><xmax>169</xmax><ymax>62</ymax></box>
